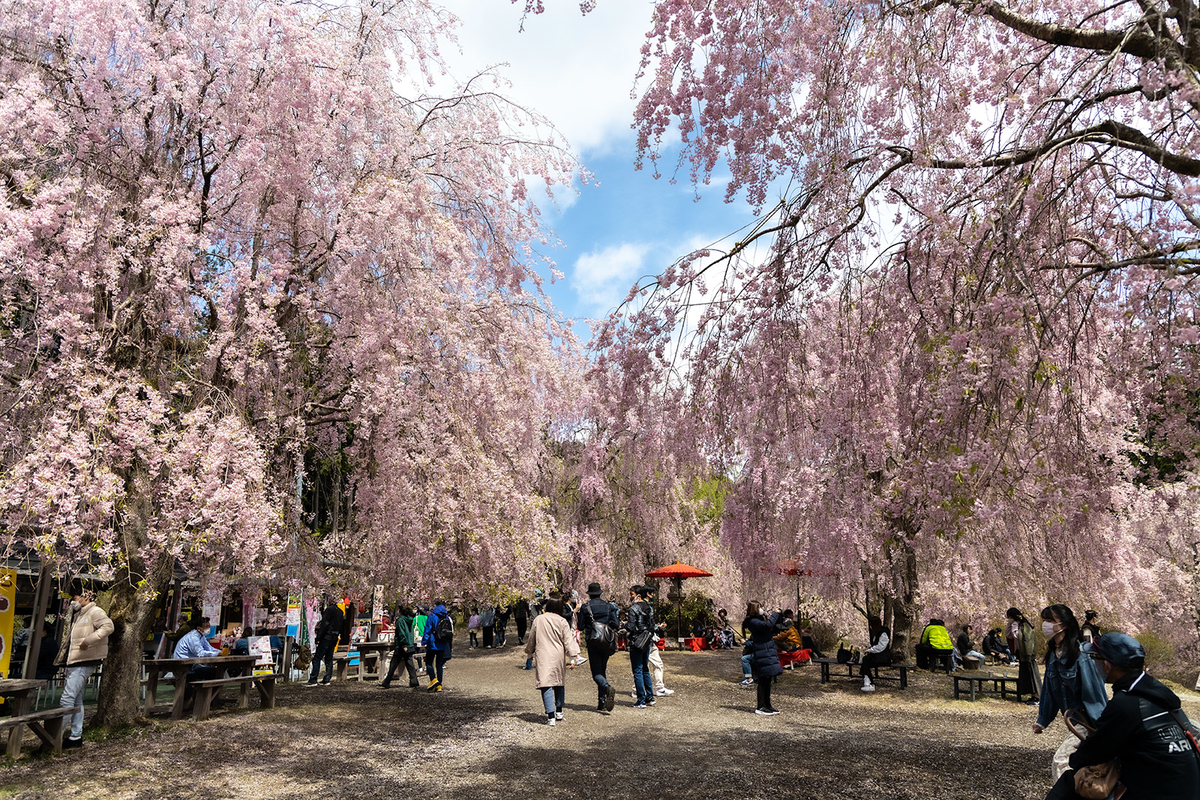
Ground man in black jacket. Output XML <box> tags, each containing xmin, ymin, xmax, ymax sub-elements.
<box><xmin>578</xmin><ymin>582</ymin><xmax>620</xmax><ymax>712</ymax></box>
<box><xmin>306</xmin><ymin>596</ymin><xmax>344</xmax><ymax>686</ymax></box>
<box><xmin>1046</xmin><ymin>632</ymin><xmax>1200</xmax><ymax>800</ymax></box>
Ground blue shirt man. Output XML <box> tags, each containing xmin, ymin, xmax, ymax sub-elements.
<box><xmin>174</xmin><ymin>620</ymin><xmax>221</xmax><ymax>659</ymax></box>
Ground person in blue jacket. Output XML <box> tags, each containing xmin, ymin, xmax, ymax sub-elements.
<box><xmin>1032</xmin><ymin>604</ymin><xmax>1107</xmax><ymax>736</ymax></box>
<box><xmin>422</xmin><ymin>601</ymin><xmax>453</xmax><ymax>692</ymax></box>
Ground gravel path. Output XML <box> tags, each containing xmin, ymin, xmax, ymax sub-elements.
<box><xmin>5</xmin><ymin>646</ymin><xmax>1190</xmax><ymax>799</ymax></box>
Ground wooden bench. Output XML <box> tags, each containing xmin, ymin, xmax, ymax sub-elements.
<box><xmin>333</xmin><ymin>651</ymin><xmax>381</xmax><ymax>681</ymax></box>
<box><xmin>952</xmin><ymin>672</ymin><xmax>1025</xmax><ymax>702</ymax></box>
<box><xmin>0</xmin><ymin>707</ymin><xmax>76</xmax><ymax>757</ymax></box>
<box><xmin>814</xmin><ymin>657</ymin><xmax>909</xmax><ymax>689</ymax></box>
<box><xmin>190</xmin><ymin>675</ymin><xmax>277</xmax><ymax>721</ymax></box>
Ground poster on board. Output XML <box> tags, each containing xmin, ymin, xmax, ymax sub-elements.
<box><xmin>248</xmin><ymin>635</ymin><xmax>273</xmax><ymax>667</ymax></box>
<box><xmin>202</xmin><ymin>585</ymin><xmax>222</xmax><ymax>625</ymax></box>
<box><xmin>0</xmin><ymin>569</ymin><xmax>15</xmax><ymax>679</ymax></box>
<box><xmin>371</xmin><ymin>585</ymin><xmax>384</xmax><ymax>624</ymax></box>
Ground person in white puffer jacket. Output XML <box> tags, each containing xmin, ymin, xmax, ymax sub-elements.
<box><xmin>55</xmin><ymin>582</ymin><xmax>114</xmax><ymax>749</ymax></box>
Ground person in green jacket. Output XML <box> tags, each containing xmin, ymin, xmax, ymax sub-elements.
<box><xmin>916</xmin><ymin>618</ymin><xmax>955</xmax><ymax>671</ymax></box>
<box><xmin>380</xmin><ymin>605</ymin><xmax>420</xmax><ymax>689</ymax></box>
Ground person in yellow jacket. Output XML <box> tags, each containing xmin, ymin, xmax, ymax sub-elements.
<box><xmin>915</xmin><ymin>618</ymin><xmax>954</xmax><ymax>671</ymax></box>
<box><xmin>55</xmin><ymin>582</ymin><xmax>114</xmax><ymax>749</ymax></box>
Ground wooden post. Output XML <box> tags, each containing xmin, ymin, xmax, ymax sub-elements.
<box><xmin>22</xmin><ymin>564</ymin><xmax>53</xmax><ymax>679</ymax></box>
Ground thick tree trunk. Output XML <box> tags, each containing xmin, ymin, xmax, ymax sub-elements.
<box><xmin>92</xmin><ymin>557</ymin><xmax>174</xmax><ymax>729</ymax></box>
<box><xmin>884</xmin><ymin>531</ymin><xmax>919</xmax><ymax>663</ymax></box>
<box><xmin>92</xmin><ymin>467</ymin><xmax>176</xmax><ymax>730</ymax></box>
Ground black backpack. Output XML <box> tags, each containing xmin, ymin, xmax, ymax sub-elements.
<box><xmin>434</xmin><ymin>614</ymin><xmax>454</xmax><ymax>644</ymax></box>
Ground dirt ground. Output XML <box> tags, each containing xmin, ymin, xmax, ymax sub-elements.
<box><xmin>5</xmin><ymin>645</ymin><xmax>1194</xmax><ymax>800</ymax></box>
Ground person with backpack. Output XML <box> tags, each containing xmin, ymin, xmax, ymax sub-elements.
<box><xmin>1045</xmin><ymin>632</ymin><xmax>1200</xmax><ymax>800</ymax></box>
<box><xmin>380</xmin><ymin>605</ymin><xmax>420</xmax><ymax>689</ymax></box>
<box><xmin>480</xmin><ymin>604</ymin><xmax>496</xmax><ymax>649</ymax></box>
<box><xmin>422</xmin><ymin>600</ymin><xmax>453</xmax><ymax>692</ymax></box>
<box><xmin>624</xmin><ymin>584</ymin><xmax>656</xmax><ymax>709</ymax></box>
<box><xmin>577</xmin><ymin>582</ymin><xmax>620</xmax><ymax>712</ymax></box>
<box><xmin>524</xmin><ymin>595</ymin><xmax>580</xmax><ymax>725</ymax></box>
<box><xmin>307</xmin><ymin>596</ymin><xmax>344</xmax><ymax>686</ymax></box>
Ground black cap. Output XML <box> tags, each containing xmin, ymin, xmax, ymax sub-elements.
<box><xmin>587</xmin><ymin>582</ymin><xmax>603</xmax><ymax>598</ymax></box>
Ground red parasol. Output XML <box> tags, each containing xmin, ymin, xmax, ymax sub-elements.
<box><xmin>644</xmin><ymin>562</ymin><xmax>713</xmax><ymax>642</ymax></box>
<box><xmin>645</xmin><ymin>561</ymin><xmax>714</xmax><ymax>580</ymax></box>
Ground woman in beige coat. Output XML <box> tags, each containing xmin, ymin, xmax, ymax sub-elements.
<box><xmin>524</xmin><ymin>596</ymin><xmax>580</xmax><ymax>725</ymax></box>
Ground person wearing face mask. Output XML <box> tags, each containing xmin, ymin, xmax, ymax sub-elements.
<box><xmin>173</xmin><ymin>615</ymin><xmax>223</xmax><ymax>676</ymax></box>
<box><xmin>54</xmin><ymin>582</ymin><xmax>114</xmax><ymax>750</ymax></box>
<box><xmin>1044</xmin><ymin>632</ymin><xmax>1200</xmax><ymax>800</ymax></box>
<box><xmin>1033</xmin><ymin>604</ymin><xmax>1108</xmax><ymax>781</ymax></box>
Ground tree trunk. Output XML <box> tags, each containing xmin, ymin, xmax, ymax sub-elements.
<box><xmin>92</xmin><ymin>556</ymin><xmax>175</xmax><ymax>729</ymax></box>
<box><xmin>884</xmin><ymin>530</ymin><xmax>920</xmax><ymax>663</ymax></box>
<box><xmin>92</xmin><ymin>467</ymin><xmax>176</xmax><ymax>730</ymax></box>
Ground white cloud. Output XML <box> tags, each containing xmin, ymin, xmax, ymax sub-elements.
<box><xmin>571</xmin><ymin>242</ymin><xmax>650</xmax><ymax>316</ymax></box>
<box><xmin>443</xmin><ymin>0</ymin><xmax>651</xmax><ymax>157</ymax></box>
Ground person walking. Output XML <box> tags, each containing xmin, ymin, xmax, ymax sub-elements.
<box><xmin>1007</xmin><ymin>607</ymin><xmax>1042</xmax><ymax>701</ymax></box>
<box><xmin>480</xmin><ymin>604</ymin><xmax>495</xmax><ymax>649</ymax></box>
<box><xmin>422</xmin><ymin>600</ymin><xmax>453</xmax><ymax>691</ymax></box>
<box><xmin>514</xmin><ymin>597</ymin><xmax>530</xmax><ymax>645</ymax></box>
<box><xmin>642</xmin><ymin>583</ymin><xmax>674</xmax><ymax>696</ymax></box>
<box><xmin>524</xmin><ymin>596</ymin><xmax>580</xmax><ymax>725</ymax></box>
<box><xmin>467</xmin><ymin>608</ymin><xmax>480</xmax><ymax>649</ymax></box>
<box><xmin>496</xmin><ymin>604</ymin><xmax>511</xmax><ymax>647</ymax></box>
<box><xmin>307</xmin><ymin>596</ymin><xmax>344</xmax><ymax>686</ymax></box>
<box><xmin>55</xmin><ymin>583</ymin><xmax>114</xmax><ymax>749</ymax></box>
<box><xmin>1045</xmin><ymin>632</ymin><xmax>1200</xmax><ymax>800</ymax></box>
<box><xmin>624</xmin><ymin>585</ymin><xmax>655</xmax><ymax>708</ymax></box>
<box><xmin>743</xmin><ymin>602</ymin><xmax>783</xmax><ymax>715</ymax></box>
<box><xmin>380</xmin><ymin>605</ymin><xmax>420</xmax><ymax>689</ymax></box>
<box><xmin>578</xmin><ymin>582</ymin><xmax>620</xmax><ymax>712</ymax></box>
<box><xmin>1032</xmin><ymin>604</ymin><xmax>1108</xmax><ymax>780</ymax></box>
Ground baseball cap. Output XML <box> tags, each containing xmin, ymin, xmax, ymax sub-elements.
<box><xmin>1082</xmin><ymin>632</ymin><xmax>1146</xmax><ymax>667</ymax></box>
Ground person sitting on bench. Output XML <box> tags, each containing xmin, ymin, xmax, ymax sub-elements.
<box><xmin>916</xmin><ymin>618</ymin><xmax>954</xmax><ymax>670</ymax></box>
<box><xmin>982</xmin><ymin>627</ymin><xmax>1016</xmax><ymax>664</ymax></box>
<box><xmin>955</xmin><ymin>624</ymin><xmax>987</xmax><ymax>670</ymax></box>
<box><xmin>860</xmin><ymin>618</ymin><xmax>891</xmax><ymax>692</ymax></box>
<box><xmin>174</xmin><ymin>616</ymin><xmax>223</xmax><ymax>681</ymax></box>
<box><xmin>772</xmin><ymin>611</ymin><xmax>803</xmax><ymax>653</ymax></box>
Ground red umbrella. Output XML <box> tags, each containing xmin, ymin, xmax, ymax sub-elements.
<box><xmin>644</xmin><ymin>562</ymin><xmax>713</xmax><ymax>642</ymax></box>
<box><xmin>645</xmin><ymin>561</ymin><xmax>714</xmax><ymax>579</ymax></box>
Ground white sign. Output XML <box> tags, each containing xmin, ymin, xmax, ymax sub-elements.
<box><xmin>248</xmin><ymin>635</ymin><xmax>273</xmax><ymax>666</ymax></box>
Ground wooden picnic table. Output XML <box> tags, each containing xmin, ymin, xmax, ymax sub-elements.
<box><xmin>349</xmin><ymin>641</ymin><xmax>393</xmax><ymax>681</ymax></box>
<box><xmin>0</xmin><ymin>678</ymin><xmax>68</xmax><ymax>758</ymax></box>
<box><xmin>142</xmin><ymin>656</ymin><xmax>257</xmax><ymax>719</ymax></box>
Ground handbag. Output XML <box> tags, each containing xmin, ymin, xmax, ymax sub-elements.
<box><xmin>1065</xmin><ymin>710</ymin><xmax>1120</xmax><ymax>799</ymax></box>
<box><xmin>837</xmin><ymin>642</ymin><xmax>853</xmax><ymax>664</ymax></box>
<box><xmin>630</xmin><ymin>629</ymin><xmax>653</xmax><ymax>650</ymax></box>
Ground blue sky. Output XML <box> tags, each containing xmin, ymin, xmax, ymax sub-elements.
<box><xmin>445</xmin><ymin>0</ymin><xmax>761</xmax><ymax>342</ymax></box>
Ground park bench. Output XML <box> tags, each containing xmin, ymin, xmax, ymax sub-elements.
<box><xmin>333</xmin><ymin>650</ymin><xmax>382</xmax><ymax>681</ymax></box>
<box><xmin>190</xmin><ymin>674</ymin><xmax>277</xmax><ymax>721</ymax></box>
<box><xmin>813</xmin><ymin>657</ymin><xmax>909</xmax><ymax>689</ymax></box>
<box><xmin>0</xmin><ymin>707</ymin><xmax>75</xmax><ymax>757</ymax></box>
<box><xmin>952</xmin><ymin>673</ymin><xmax>1024</xmax><ymax>702</ymax></box>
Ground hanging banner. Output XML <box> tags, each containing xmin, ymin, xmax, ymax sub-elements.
<box><xmin>286</xmin><ymin>594</ymin><xmax>302</xmax><ymax>638</ymax></box>
<box><xmin>0</xmin><ymin>568</ymin><xmax>16</xmax><ymax>678</ymax></box>
<box><xmin>371</xmin><ymin>585</ymin><xmax>384</xmax><ymax>624</ymax></box>
<box><xmin>202</xmin><ymin>585</ymin><xmax>223</xmax><ymax>625</ymax></box>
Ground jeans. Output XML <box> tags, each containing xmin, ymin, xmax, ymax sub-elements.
<box><xmin>469</xmin><ymin>631</ymin><xmax>478</xmax><ymax>647</ymax></box>
<box><xmin>383</xmin><ymin>646</ymin><xmax>419</xmax><ymax>686</ymax></box>
<box><xmin>587</xmin><ymin>642</ymin><xmax>611</xmax><ymax>703</ymax></box>
<box><xmin>426</xmin><ymin>650</ymin><xmax>447</xmax><ymax>683</ymax></box>
<box><xmin>60</xmin><ymin>664</ymin><xmax>98</xmax><ymax>739</ymax></box>
<box><xmin>309</xmin><ymin>636</ymin><xmax>338</xmax><ymax>683</ymax></box>
<box><xmin>540</xmin><ymin>685</ymin><xmax>565</xmax><ymax>716</ymax></box>
<box><xmin>496</xmin><ymin>622</ymin><xmax>507</xmax><ymax>646</ymax></box>
<box><xmin>742</xmin><ymin>653</ymin><xmax>754</xmax><ymax>678</ymax></box>
<box><xmin>630</xmin><ymin>645</ymin><xmax>652</xmax><ymax>705</ymax></box>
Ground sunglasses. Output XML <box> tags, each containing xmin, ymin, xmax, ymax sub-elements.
<box><xmin>1088</xmin><ymin>653</ymin><xmax>1108</xmax><ymax>661</ymax></box>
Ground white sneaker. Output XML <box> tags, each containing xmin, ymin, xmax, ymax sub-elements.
<box><xmin>546</xmin><ymin>717</ymin><xmax>556</xmax><ymax>726</ymax></box>
<box><xmin>630</xmin><ymin>690</ymin><xmax>637</xmax><ymax>698</ymax></box>
<box><xmin>655</xmin><ymin>688</ymin><xmax>674</xmax><ymax>696</ymax></box>
<box><xmin>554</xmin><ymin>711</ymin><xmax>563</xmax><ymax>721</ymax></box>
<box><xmin>861</xmin><ymin>684</ymin><xmax>876</xmax><ymax>692</ymax></box>
<box><xmin>573</xmin><ymin>655</ymin><xmax>588</xmax><ymax>666</ymax></box>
